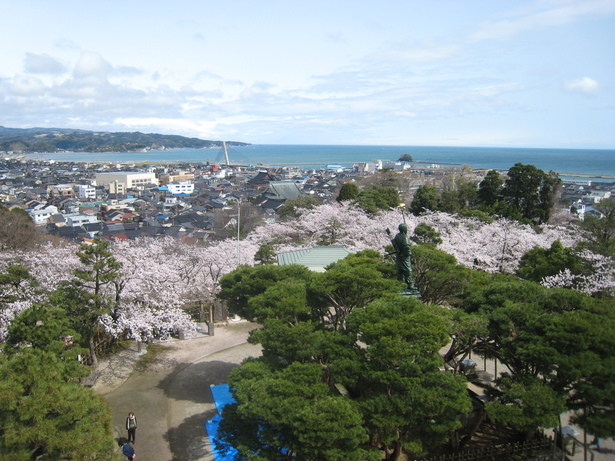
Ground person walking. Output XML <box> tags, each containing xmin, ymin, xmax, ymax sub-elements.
<box><xmin>126</xmin><ymin>412</ymin><xmax>138</xmax><ymax>444</ymax></box>
<box><xmin>121</xmin><ymin>440</ymin><xmax>136</xmax><ymax>460</ymax></box>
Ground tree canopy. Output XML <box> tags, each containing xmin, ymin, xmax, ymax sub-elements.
<box><xmin>0</xmin><ymin>304</ymin><xmax>117</xmax><ymax>460</ymax></box>
<box><xmin>217</xmin><ymin>255</ymin><xmax>474</xmax><ymax>459</ymax></box>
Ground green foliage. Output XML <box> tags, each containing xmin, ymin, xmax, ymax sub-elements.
<box><xmin>337</xmin><ymin>182</ymin><xmax>359</xmax><ymax>202</ymax></box>
<box><xmin>310</xmin><ymin>251</ymin><xmax>401</xmax><ymax>329</ymax></box>
<box><xmin>576</xmin><ymin>198</ymin><xmax>615</xmax><ymax>257</ymax></box>
<box><xmin>354</xmin><ymin>185</ymin><xmax>400</xmax><ymax>215</ymax></box>
<box><xmin>410</xmin><ymin>223</ymin><xmax>442</xmax><ymax>247</ymax></box>
<box><xmin>0</xmin><ymin>350</ymin><xmax>118</xmax><ymax>460</ymax></box>
<box><xmin>75</xmin><ymin>238</ymin><xmax>122</xmax><ymax>297</ymax></box>
<box><xmin>254</xmin><ymin>243</ymin><xmax>277</xmax><ymax>265</ymax></box>
<box><xmin>440</xmin><ymin>173</ymin><xmax>478</xmax><ymax>214</ymax></box>
<box><xmin>73</xmin><ymin>238</ymin><xmax>123</xmax><ymax>367</ymax></box>
<box><xmin>4</xmin><ymin>304</ymin><xmax>85</xmax><ymax>366</ymax></box>
<box><xmin>477</xmin><ymin>170</ymin><xmax>503</xmax><ymax>207</ymax></box>
<box><xmin>217</xmin><ymin>264</ymin><xmax>316</xmax><ymax>321</ymax></box>
<box><xmin>516</xmin><ymin>240</ymin><xmax>582</xmax><ymax>282</ymax></box>
<box><xmin>346</xmin><ymin>298</ymin><xmax>472</xmax><ymax>456</ymax></box>
<box><xmin>247</xmin><ymin>279</ymin><xmax>313</xmax><ymax>325</ymax></box>
<box><xmin>411</xmin><ymin>245</ymin><xmax>473</xmax><ymax>305</ymax></box>
<box><xmin>218</xmin><ymin>257</ymin><xmax>474</xmax><ymax>458</ymax></box>
<box><xmin>464</xmin><ymin>279</ymin><xmax>615</xmax><ymax>438</ymax></box>
<box><xmin>277</xmin><ymin>195</ymin><xmax>319</xmax><ymax>220</ymax></box>
<box><xmin>439</xmin><ymin>308</ymin><xmax>489</xmax><ymax>367</ymax></box>
<box><xmin>0</xmin><ymin>265</ymin><xmax>37</xmax><ymax>306</ymax></box>
<box><xmin>409</xmin><ymin>185</ymin><xmax>440</xmax><ymax>215</ymax></box>
<box><xmin>398</xmin><ymin>154</ymin><xmax>414</xmax><ymax>162</ymax></box>
<box><xmin>0</xmin><ymin>306</ymin><xmax>117</xmax><ymax>460</ymax></box>
<box><xmin>486</xmin><ymin>376</ymin><xmax>565</xmax><ymax>435</ymax></box>
<box><xmin>220</xmin><ymin>361</ymin><xmax>377</xmax><ymax>461</ymax></box>
<box><xmin>501</xmin><ymin>163</ymin><xmax>561</xmax><ymax>224</ymax></box>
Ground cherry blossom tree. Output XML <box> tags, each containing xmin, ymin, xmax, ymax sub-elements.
<box><xmin>246</xmin><ymin>203</ymin><xmax>577</xmax><ymax>276</ymax></box>
<box><xmin>0</xmin><ymin>201</ymin><xmax>586</xmax><ymax>345</ymax></box>
<box><xmin>541</xmin><ymin>251</ymin><xmax>615</xmax><ymax>296</ymax></box>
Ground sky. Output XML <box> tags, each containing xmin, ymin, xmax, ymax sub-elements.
<box><xmin>1</xmin><ymin>0</ymin><xmax>614</xmax><ymax>148</ymax></box>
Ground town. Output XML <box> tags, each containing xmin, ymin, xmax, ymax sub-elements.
<box><xmin>1</xmin><ymin>155</ymin><xmax>613</xmax><ymax>244</ymax></box>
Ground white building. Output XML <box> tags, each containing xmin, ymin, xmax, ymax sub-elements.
<box><xmin>28</xmin><ymin>205</ymin><xmax>59</xmax><ymax>225</ymax></box>
<box><xmin>95</xmin><ymin>172</ymin><xmax>158</xmax><ymax>192</ymax></box>
<box><xmin>584</xmin><ymin>191</ymin><xmax>611</xmax><ymax>203</ymax></box>
<box><xmin>76</xmin><ymin>184</ymin><xmax>97</xmax><ymax>200</ymax></box>
<box><xmin>64</xmin><ymin>214</ymin><xmax>100</xmax><ymax>227</ymax></box>
<box><xmin>166</xmin><ymin>181</ymin><xmax>195</xmax><ymax>195</ymax></box>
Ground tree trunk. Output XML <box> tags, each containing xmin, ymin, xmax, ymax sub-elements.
<box><xmin>89</xmin><ymin>334</ymin><xmax>98</xmax><ymax>368</ymax></box>
<box><xmin>450</xmin><ymin>429</ymin><xmax>459</xmax><ymax>449</ymax></box>
<box><xmin>390</xmin><ymin>440</ymin><xmax>403</xmax><ymax>461</ymax></box>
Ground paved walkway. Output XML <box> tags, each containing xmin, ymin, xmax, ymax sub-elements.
<box><xmin>94</xmin><ymin>321</ymin><xmax>261</xmax><ymax>461</ymax></box>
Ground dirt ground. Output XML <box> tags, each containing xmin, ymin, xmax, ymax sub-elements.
<box><xmin>94</xmin><ymin>320</ymin><xmax>261</xmax><ymax>461</ymax></box>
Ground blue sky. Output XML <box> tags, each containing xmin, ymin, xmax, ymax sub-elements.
<box><xmin>1</xmin><ymin>0</ymin><xmax>614</xmax><ymax>148</ymax></box>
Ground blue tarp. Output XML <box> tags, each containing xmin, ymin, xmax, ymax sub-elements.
<box><xmin>205</xmin><ymin>384</ymin><xmax>238</xmax><ymax>461</ymax></box>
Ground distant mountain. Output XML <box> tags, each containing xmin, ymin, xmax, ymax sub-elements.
<box><xmin>0</xmin><ymin>126</ymin><xmax>250</xmax><ymax>153</ymax></box>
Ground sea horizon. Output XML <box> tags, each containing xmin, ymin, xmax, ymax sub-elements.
<box><xmin>25</xmin><ymin>144</ymin><xmax>615</xmax><ymax>181</ymax></box>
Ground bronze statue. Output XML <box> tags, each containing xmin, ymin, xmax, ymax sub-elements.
<box><xmin>387</xmin><ymin>223</ymin><xmax>420</xmax><ymax>297</ymax></box>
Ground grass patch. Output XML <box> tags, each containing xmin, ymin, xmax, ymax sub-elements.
<box><xmin>134</xmin><ymin>343</ymin><xmax>173</xmax><ymax>372</ymax></box>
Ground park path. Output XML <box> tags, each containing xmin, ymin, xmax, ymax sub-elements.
<box><xmin>94</xmin><ymin>321</ymin><xmax>261</xmax><ymax>461</ymax></box>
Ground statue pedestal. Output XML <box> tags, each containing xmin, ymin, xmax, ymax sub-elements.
<box><xmin>399</xmin><ymin>287</ymin><xmax>421</xmax><ymax>298</ymax></box>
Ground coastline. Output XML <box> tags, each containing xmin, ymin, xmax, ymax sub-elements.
<box><xmin>12</xmin><ymin>154</ymin><xmax>615</xmax><ymax>182</ymax></box>
<box><xmin>9</xmin><ymin>143</ymin><xmax>615</xmax><ymax>181</ymax></box>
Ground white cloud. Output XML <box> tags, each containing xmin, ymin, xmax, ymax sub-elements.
<box><xmin>73</xmin><ymin>52</ymin><xmax>112</xmax><ymax>79</ymax></box>
<box><xmin>114</xmin><ymin>117</ymin><xmax>219</xmax><ymax>137</ymax></box>
<box><xmin>566</xmin><ymin>77</ymin><xmax>600</xmax><ymax>93</ymax></box>
<box><xmin>24</xmin><ymin>53</ymin><xmax>67</xmax><ymax>75</ymax></box>
<box><xmin>470</xmin><ymin>0</ymin><xmax>615</xmax><ymax>42</ymax></box>
<box><xmin>12</xmin><ymin>75</ymin><xmax>47</xmax><ymax>96</ymax></box>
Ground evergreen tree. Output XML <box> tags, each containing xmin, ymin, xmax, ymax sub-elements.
<box><xmin>336</xmin><ymin>182</ymin><xmax>359</xmax><ymax>202</ymax></box>
<box><xmin>73</xmin><ymin>238</ymin><xmax>123</xmax><ymax>367</ymax></box>
<box><xmin>501</xmin><ymin>163</ymin><xmax>561</xmax><ymax>224</ymax></box>
<box><xmin>254</xmin><ymin>243</ymin><xmax>277</xmax><ymax>265</ymax></box>
<box><xmin>516</xmin><ymin>240</ymin><xmax>582</xmax><ymax>283</ymax></box>
<box><xmin>409</xmin><ymin>185</ymin><xmax>440</xmax><ymax>215</ymax></box>
<box><xmin>477</xmin><ymin>170</ymin><xmax>503</xmax><ymax>207</ymax></box>
<box><xmin>0</xmin><ymin>305</ymin><xmax>117</xmax><ymax>460</ymax></box>
<box><xmin>355</xmin><ymin>185</ymin><xmax>400</xmax><ymax>215</ymax></box>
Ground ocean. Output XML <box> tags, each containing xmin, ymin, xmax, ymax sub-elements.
<box><xmin>28</xmin><ymin>144</ymin><xmax>615</xmax><ymax>180</ymax></box>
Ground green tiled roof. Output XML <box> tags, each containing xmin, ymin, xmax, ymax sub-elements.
<box><xmin>268</xmin><ymin>181</ymin><xmax>303</xmax><ymax>200</ymax></box>
<box><xmin>277</xmin><ymin>245</ymin><xmax>353</xmax><ymax>272</ymax></box>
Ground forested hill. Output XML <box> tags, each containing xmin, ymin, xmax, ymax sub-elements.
<box><xmin>0</xmin><ymin>126</ymin><xmax>250</xmax><ymax>153</ymax></box>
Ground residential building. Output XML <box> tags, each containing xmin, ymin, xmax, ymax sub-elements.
<box><xmin>167</xmin><ymin>181</ymin><xmax>195</xmax><ymax>195</ymax></box>
<box><xmin>29</xmin><ymin>205</ymin><xmax>59</xmax><ymax>225</ymax></box>
<box><xmin>77</xmin><ymin>184</ymin><xmax>96</xmax><ymax>200</ymax></box>
<box><xmin>64</xmin><ymin>214</ymin><xmax>100</xmax><ymax>227</ymax></box>
<box><xmin>95</xmin><ymin>172</ymin><xmax>158</xmax><ymax>191</ymax></box>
